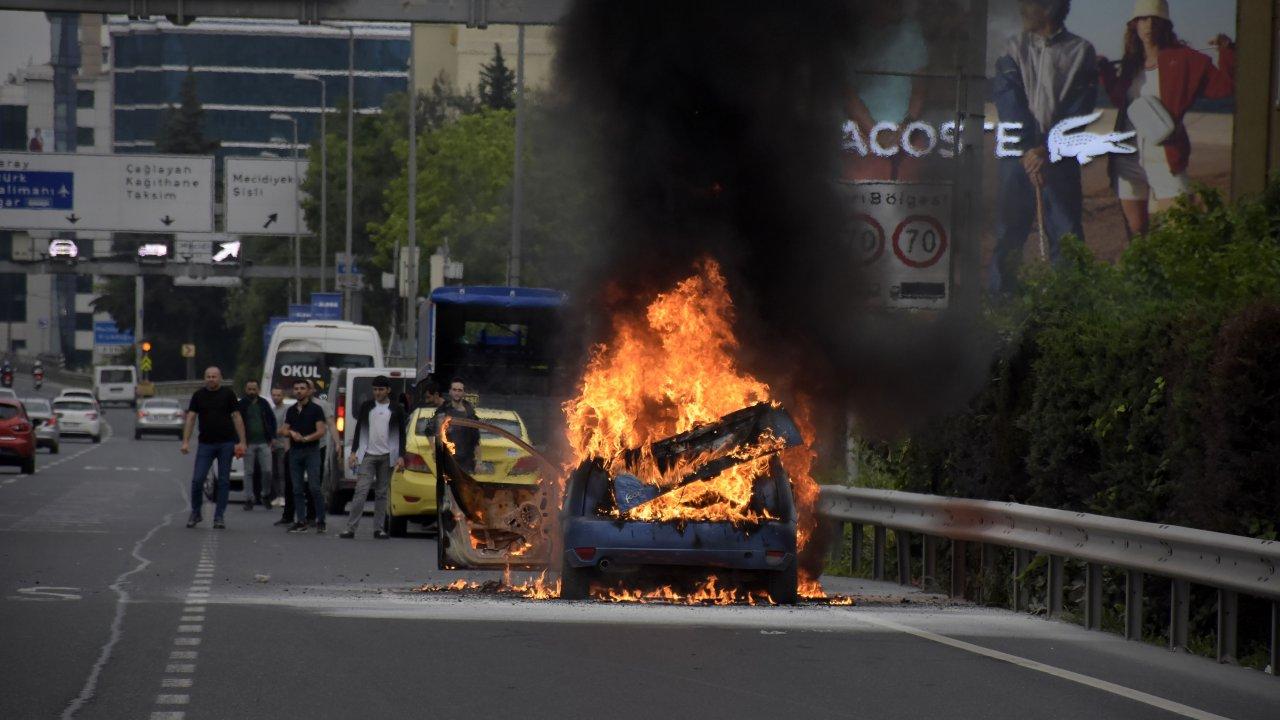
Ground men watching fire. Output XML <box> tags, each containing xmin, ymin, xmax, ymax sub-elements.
<box><xmin>340</xmin><ymin>375</ymin><xmax>407</xmax><ymax>539</ymax></box>
<box><xmin>989</xmin><ymin>0</ymin><xmax>1097</xmax><ymax>294</ymax></box>
<box><xmin>435</xmin><ymin>378</ymin><xmax>480</xmax><ymax>473</ymax></box>
<box><xmin>280</xmin><ymin>378</ymin><xmax>328</xmax><ymax>534</ymax></box>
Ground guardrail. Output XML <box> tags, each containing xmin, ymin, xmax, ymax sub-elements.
<box><xmin>817</xmin><ymin>485</ymin><xmax>1279</xmax><ymax>675</ymax></box>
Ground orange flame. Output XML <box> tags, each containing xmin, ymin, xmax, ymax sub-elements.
<box><xmin>563</xmin><ymin>258</ymin><xmax>820</xmax><ymax>540</ymax></box>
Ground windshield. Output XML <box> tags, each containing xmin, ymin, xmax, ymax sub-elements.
<box><xmin>22</xmin><ymin>399</ymin><xmax>51</xmax><ymax>414</ymax></box>
<box><xmin>270</xmin><ymin>351</ymin><xmax>374</xmax><ymax>400</ymax></box>
<box><xmin>54</xmin><ymin>401</ymin><xmax>95</xmax><ymax>412</ymax></box>
<box><xmin>99</xmin><ymin>369</ymin><xmax>134</xmax><ymax>383</ymax></box>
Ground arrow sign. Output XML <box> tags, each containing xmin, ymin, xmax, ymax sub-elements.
<box><xmin>212</xmin><ymin>240</ymin><xmax>241</xmax><ymax>262</ymax></box>
<box><xmin>161</xmin><ymin>215</ymin><xmax>174</xmax><ymax>226</ymax></box>
<box><xmin>263</xmin><ymin>213</ymin><xmax>278</xmax><ymax>229</ymax></box>
<box><xmin>65</xmin><ymin>213</ymin><xmax>79</xmax><ymax>224</ymax></box>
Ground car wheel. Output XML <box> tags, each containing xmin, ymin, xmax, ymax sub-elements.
<box><xmin>92</xmin><ymin>433</ymin><xmax>102</xmax><ymax>444</ymax></box>
<box><xmin>21</xmin><ymin>457</ymin><xmax>35</xmax><ymax>475</ymax></box>
<box><xmin>765</xmin><ymin>563</ymin><xmax>799</xmax><ymax>605</ymax></box>
<box><xmin>50</xmin><ymin>443</ymin><xmax>59</xmax><ymax>455</ymax></box>
<box><xmin>559</xmin><ymin>564</ymin><xmax>593</xmax><ymax>601</ymax></box>
<box><xmin>388</xmin><ymin>515</ymin><xmax>408</xmax><ymax>538</ymax></box>
<box><xmin>134</xmin><ymin>431</ymin><xmax>142</xmax><ymax>440</ymax></box>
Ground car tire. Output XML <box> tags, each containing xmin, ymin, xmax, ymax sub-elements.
<box><xmin>559</xmin><ymin>565</ymin><xmax>593</xmax><ymax>601</ymax></box>
<box><xmin>766</xmin><ymin>563</ymin><xmax>799</xmax><ymax>605</ymax></box>
<box><xmin>92</xmin><ymin>434</ymin><xmax>102</xmax><ymax>444</ymax></box>
<box><xmin>20</xmin><ymin>457</ymin><xmax>35</xmax><ymax>475</ymax></box>
<box><xmin>388</xmin><ymin>514</ymin><xmax>408</xmax><ymax>538</ymax></box>
<box><xmin>134</xmin><ymin>431</ymin><xmax>142</xmax><ymax>440</ymax></box>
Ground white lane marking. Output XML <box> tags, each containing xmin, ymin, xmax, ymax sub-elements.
<box><xmin>169</xmin><ymin>651</ymin><xmax>197</xmax><ymax>660</ymax></box>
<box><xmin>59</xmin><ymin>467</ymin><xmax>181</xmax><ymax>720</ymax></box>
<box><xmin>151</xmin><ymin>538</ymin><xmax>216</xmax><ymax>718</ymax></box>
<box><xmin>165</xmin><ymin>664</ymin><xmax>195</xmax><ymax>673</ymax></box>
<box><xmin>174</xmin><ymin>637</ymin><xmax>201</xmax><ymax>647</ymax></box>
<box><xmin>150</xmin><ymin>712</ymin><xmax>185</xmax><ymax>720</ymax></box>
<box><xmin>9</xmin><ymin>586</ymin><xmax>82</xmax><ymax>601</ymax></box>
<box><xmin>160</xmin><ymin>678</ymin><xmax>193</xmax><ymax>688</ymax></box>
<box><xmin>177</xmin><ymin>624</ymin><xmax>202</xmax><ymax>633</ymax></box>
<box><xmin>851</xmin><ymin>614</ymin><xmax>1233</xmax><ymax>720</ymax></box>
<box><xmin>180</xmin><ymin>615</ymin><xmax>204</xmax><ymax>623</ymax></box>
<box><xmin>155</xmin><ymin>694</ymin><xmax>189</xmax><ymax>705</ymax></box>
<box><xmin>191</xmin><ymin>579</ymin><xmax>211</xmax><ymax>585</ymax></box>
<box><xmin>184</xmin><ymin>599</ymin><xmax>207</xmax><ymax>607</ymax></box>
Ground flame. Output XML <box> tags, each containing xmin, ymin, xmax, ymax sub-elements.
<box><xmin>563</xmin><ymin>258</ymin><xmax>820</xmax><ymax>536</ymax></box>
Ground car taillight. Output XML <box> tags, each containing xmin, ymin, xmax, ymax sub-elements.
<box><xmin>138</xmin><ymin>411</ymin><xmax>146</xmax><ymax>419</ymax></box>
<box><xmin>86</xmin><ymin>413</ymin><xmax>98</xmax><ymax>420</ymax></box>
<box><xmin>510</xmin><ymin>455</ymin><xmax>540</xmax><ymax>475</ymax></box>
<box><xmin>46</xmin><ymin>416</ymin><xmax>56</xmax><ymax>427</ymax></box>
<box><xmin>336</xmin><ymin>401</ymin><xmax>345</xmax><ymax>436</ymax></box>
<box><xmin>12</xmin><ymin>423</ymin><xmax>30</xmax><ymax>433</ymax></box>
<box><xmin>574</xmin><ymin>547</ymin><xmax>597</xmax><ymax>562</ymax></box>
<box><xmin>403</xmin><ymin>452</ymin><xmax>429</xmax><ymax>472</ymax></box>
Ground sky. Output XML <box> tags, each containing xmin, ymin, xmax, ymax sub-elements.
<box><xmin>0</xmin><ymin>11</ymin><xmax>51</xmax><ymax>80</ymax></box>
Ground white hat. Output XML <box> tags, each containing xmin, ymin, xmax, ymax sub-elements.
<box><xmin>1131</xmin><ymin>0</ymin><xmax>1171</xmax><ymax>21</ymax></box>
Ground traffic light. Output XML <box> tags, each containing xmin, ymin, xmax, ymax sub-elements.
<box><xmin>141</xmin><ymin>341</ymin><xmax>152</xmax><ymax>353</ymax></box>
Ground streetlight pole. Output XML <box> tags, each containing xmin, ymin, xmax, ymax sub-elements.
<box><xmin>406</xmin><ymin>31</ymin><xmax>417</xmax><ymax>354</ymax></box>
<box><xmin>270</xmin><ymin>113</ymin><xmax>301</xmax><ymax>304</ymax></box>
<box><xmin>344</xmin><ymin>25</ymin><xmax>355</xmax><ymax>320</ymax></box>
<box><xmin>508</xmin><ymin>25</ymin><xmax>526</xmax><ymax>288</ymax></box>
<box><xmin>294</xmin><ymin>73</ymin><xmax>327</xmax><ymax>292</ymax></box>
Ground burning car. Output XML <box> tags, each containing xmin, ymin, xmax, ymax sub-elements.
<box><xmin>435</xmin><ymin>260</ymin><xmax>818</xmax><ymax>605</ymax></box>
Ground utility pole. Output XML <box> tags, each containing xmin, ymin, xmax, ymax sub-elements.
<box><xmin>344</xmin><ymin>25</ymin><xmax>355</xmax><ymax>320</ymax></box>
<box><xmin>134</xmin><ymin>275</ymin><xmax>143</xmax><ymax>371</ymax></box>
<box><xmin>294</xmin><ymin>73</ymin><xmax>327</xmax><ymax>292</ymax></box>
<box><xmin>507</xmin><ymin>24</ymin><xmax>526</xmax><ymax>287</ymax></box>
<box><xmin>406</xmin><ymin>29</ymin><xmax>418</xmax><ymax>354</ymax></box>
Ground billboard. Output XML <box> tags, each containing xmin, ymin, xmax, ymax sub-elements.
<box><xmin>224</xmin><ymin>157</ymin><xmax>311</xmax><ymax>236</ymax></box>
<box><xmin>0</xmin><ymin>151</ymin><xmax>215</xmax><ymax>233</ymax></box>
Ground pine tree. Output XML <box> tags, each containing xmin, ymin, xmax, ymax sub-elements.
<box><xmin>155</xmin><ymin>69</ymin><xmax>220</xmax><ymax>155</ymax></box>
<box><xmin>477</xmin><ymin>44</ymin><xmax>516</xmax><ymax>110</ymax></box>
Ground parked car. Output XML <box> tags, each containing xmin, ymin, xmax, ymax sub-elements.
<box><xmin>0</xmin><ymin>398</ymin><xmax>37</xmax><ymax>473</ymax></box>
<box><xmin>52</xmin><ymin>398</ymin><xmax>102</xmax><ymax>443</ymax></box>
<box><xmin>21</xmin><ymin>397</ymin><xmax>60</xmax><ymax>454</ymax></box>
<box><xmin>389</xmin><ymin>406</ymin><xmax>534</xmax><ymax>537</ymax></box>
<box><xmin>135</xmin><ymin>398</ymin><xmax>184</xmax><ymax>439</ymax></box>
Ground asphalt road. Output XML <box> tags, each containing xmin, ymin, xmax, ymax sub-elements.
<box><xmin>2</xmin><ymin>376</ymin><xmax>1278</xmax><ymax>720</ymax></box>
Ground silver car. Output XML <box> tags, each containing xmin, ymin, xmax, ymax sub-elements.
<box><xmin>135</xmin><ymin>397</ymin><xmax>186</xmax><ymax>439</ymax></box>
<box><xmin>22</xmin><ymin>398</ymin><xmax>60</xmax><ymax>454</ymax></box>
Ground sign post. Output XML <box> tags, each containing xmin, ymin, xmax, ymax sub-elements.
<box><xmin>0</xmin><ymin>151</ymin><xmax>215</xmax><ymax>233</ymax></box>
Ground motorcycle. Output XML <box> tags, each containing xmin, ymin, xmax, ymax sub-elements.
<box><xmin>33</xmin><ymin>369</ymin><xmax>43</xmax><ymax>390</ymax></box>
<box><xmin>0</xmin><ymin>369</ymin><xmax>12</xmax><ymax>389</ymax></box>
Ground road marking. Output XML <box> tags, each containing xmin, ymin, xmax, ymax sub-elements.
<box><xmin>9</xmin><ymin>586</ymin><xmax>82</xmax><ymax>601</ymax></box>
<box><xmin>150</xmin><ymin>536</ymin><xmax>217</xmax><ymax>719</ymax></box>
<box><xmin>150</xmin><ymin>712</ymin><xmax>185</xmax><ymax>720</ymax></box>
<box><xmin>160</xmin><ymin>678</ymin><xmax>193</xmax><ymax>688</ymax></box>
<box><xmin>165</xmin><ymin>664</ymin><xmax>196</xmax><ymax>673</ymax></box>
<box><xmin>4</xmin><ymin>424</ymin><xmax>110</xmax><ymax>490</ymax></box>
<box><xmin>851</xmin><ymin>614</ymin><xmax>1233</xmax><ymax>720</ymax></box>
<box><xmin>177</xmin><ymin>624</ymin><xmax>202</xmax><ymax>633</ymax></box>
<box><xmin>155</xmin><ymin>694</ymin><xmax>189</xmax><ymax>705</ymax></box>
<box><xmin>169</xmin><ymin>651</ymin><xmax>197</xmax><ymax>660</ymax></box>
<box><xmin>174</xmin><ymin>637</ymin><xmax>201</xmax><ymax>647</ymax></box>
<box><xmin>180</xmin><ymin>615</ymin><xmax>204</xmax><ymax>623</ymax></box>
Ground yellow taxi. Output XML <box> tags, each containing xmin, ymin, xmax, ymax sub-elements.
<box><xmin>387</xmin><ymin>406</ymin><xmax>537</xmax><ymax>536</ymax></box>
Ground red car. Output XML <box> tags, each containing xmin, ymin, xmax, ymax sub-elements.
<box><xmin>0</xmin><ymin>399</ymin><xmax>36</xmax><ymax>475</ymax></box>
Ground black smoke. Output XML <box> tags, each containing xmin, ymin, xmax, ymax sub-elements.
<box><xmin>552</xmin><ymin>1</ymin><xmax>994</xmax><ymax>442</ymax></box>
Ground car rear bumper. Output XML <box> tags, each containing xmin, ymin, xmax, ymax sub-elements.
<box><xmin>560</xmin><ymin>517</ymin><xmax>797</xmax><ymax>571</ymax></box>
<box><xmin>390</xmin><ymin>467</ymin><xmax>437</xmax><ymax>517</ymax></box>
<box><xmin>0</xmin><ymin>440</ymin><xmax>36</xmax><ymax>461</ymax></box>
<box><xmin>137</xmin><ymin>420</ymin><xmax>183</xmax><ymax>432</ymax></box>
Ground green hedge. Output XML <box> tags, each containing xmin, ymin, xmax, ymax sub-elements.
<box><xmin>869</xmin><ymin>180</ymin><xmax>1280</xmax><ymax>540</ymax></box>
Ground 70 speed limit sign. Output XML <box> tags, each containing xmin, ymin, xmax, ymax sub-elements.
<box><xmin>838</xmin><ymin>181</ymin><xmax>952</xmax><ymax>310</ymax></box>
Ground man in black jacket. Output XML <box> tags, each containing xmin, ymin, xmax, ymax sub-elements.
<box><xmin>238</xmin><ymin>380</ymin><xmax>278</xmax><ymax>509</ymax></box>
<box><xmin>434</xmin><ymin>378</ymin><xmax>480</xmax><ymax>472</ymax></box>
<box><xmin>340</xmin><ymin>375</ymin><xmax>407</xmax><ymax>539</ymax></box>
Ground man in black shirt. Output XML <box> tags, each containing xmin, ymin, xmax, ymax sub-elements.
<box><xmin>182</xmin><ymin>366</ymin><xmax>247</xmax><ymax>529</ymax></box>
<box><xmin>280</xmin><ymin>378</ymin><xmax>329</xmax><ymax>533</ymax></box>
<box><xmin>434</xmin><ymin>378</ymin><xmax>480</xmax><ymax>472</ymax></box>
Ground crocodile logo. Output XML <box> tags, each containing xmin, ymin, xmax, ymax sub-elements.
<box><xmin>1048</xmin><ymin>111</ymin><xmax>1137</xmax><ymax>165</ymax></box>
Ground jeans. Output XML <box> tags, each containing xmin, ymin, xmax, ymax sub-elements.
<box><xmin>190</xmin><ymin>441</ymin><xmax>235</xmax><ymax>520</ymax></box>
<box><xmin>347</xmin><ymin>454</ymin><xmax>391</xmax><ymax>532</ymax></box>
<box><xmin>989</xmin><ymin>158</ymin><xmax>1084</xmax><ymax>295</ymax></box>
<box><xmin>244</xmin><ymin>443</ymin><xmax>272</xmax><ymax>503</ymax></box>
<box><xmin>289</xmin><ymin>445</ymin><xmax>324</xmax><ymax>525</ymax></box>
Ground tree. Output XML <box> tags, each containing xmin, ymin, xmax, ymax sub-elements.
<box><xmin>93</xmin><ymin>70</ymin><xmax>233</xmax><ymax>380</ymax></box>
<box><xmin>478</xmin><ymin>44</ymin><xmax>516</xmax><ymax>110</ymax></box>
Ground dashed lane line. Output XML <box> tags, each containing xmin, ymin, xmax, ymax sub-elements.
<box><xmin>148</xmin><ymin>535</ymin><xmax>219</xmax><ymax>720</ymax></box>
<box><xmin>2</xmin><ymin>417</ymin><xmax>115</xmax><ymax>487</ymax></box>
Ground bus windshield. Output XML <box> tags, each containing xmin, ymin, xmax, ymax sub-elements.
<box><xmin>270</xmin><ymin>351</ymin><xmax>374</xmax><ymax>397</ymax></box>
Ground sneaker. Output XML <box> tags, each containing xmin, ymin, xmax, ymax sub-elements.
<box><xmin>273</xmin><ymin>518</ymin><xmax>293</xmax><ymax>526</ymax></box>
<box><xmin>271</xmin><ymin>497</ymin><xmax>285</xmax><ymax>508</ymax></box>
<box><xmin>213</xmin><ymin>519</ymin><xmax>226</xmax><ymax>530</ymax></box>
<box><xmin>186</xmin><ymin>514</ymin><xmax>202</xmax><ymax>528</ymax></box>
<box><xmin>287</xmin><ymin>522</ymin><xmax>309</xmax><ymax>533</ymax></box>
<box><xmin>338</xmin><ymin>530</ymin><xmax>355</xmax><ymax>539</ymax></box>
<box><xmin>315</xmin><ymin>522</ymin><xmax>326</xmax><ymax>534</ymax></box>
<box><xmin>373</xmin><ymin>530</ymin><xmax>389</xmax><ymax>540</ymax></box>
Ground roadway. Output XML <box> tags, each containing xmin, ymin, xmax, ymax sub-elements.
<box><xmin>1</xmin><ymin>374</ymin><xmax>1278</xmax><ymax>720</ymax></box>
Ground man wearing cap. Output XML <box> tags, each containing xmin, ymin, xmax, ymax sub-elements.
<box><xmin>340</xmin><ymin>375</ymin><xmax>407</xmax><ymax>539</ymax></box>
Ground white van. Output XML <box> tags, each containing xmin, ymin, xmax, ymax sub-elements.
<box><xmin>260</xmin><ymin>321</ymin><xmax>385</xmax><ymax>404</ymax></box>
<box><xmin>94</xmin><ymin>365</ymin><xmax>138</xmax><ymax>408</ymax></box>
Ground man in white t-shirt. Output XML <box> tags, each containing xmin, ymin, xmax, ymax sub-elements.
<box><xmin>340</xmin><ymin>375</ymin><xmax>407</xmax><ymax>539</ymax></box>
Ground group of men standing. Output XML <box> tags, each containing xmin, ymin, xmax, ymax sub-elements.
<box><xmin>180</xmin><ymin>367</ymin><xmax>479</xmax><ymax>539</ymax></box>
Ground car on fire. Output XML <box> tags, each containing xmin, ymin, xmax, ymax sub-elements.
<box><xmin>435</xmin><ymin>402</ymin><xmax>804</xmax><ymax>604</ymax></box>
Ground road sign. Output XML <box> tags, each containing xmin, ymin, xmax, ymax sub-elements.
<box><xmin>181</xmin><ymin>343</ymin><xmax>196</xmax><ymax>358</ymax></box>
<box><xmin>174</xmin><ymin>235</ymin><xmax>214</xmax><ymax>264</ymax></box>
<box><xmin>335</xmin><ymin>252</ymin><xmax>361</xmax><ymax>289</ymax></box>
<box><xmin>173</xmin><ymin>276</ymin><xmax>243</xmax><ymax>287</ymax></box>
<box><xmin>140</xmin><ymin>356</ymin><xmax>153</xmax><ymax>373</ymax></box>
<box><xmin>288</xmin><ymin>303</ymin><xmax>314</xmax><ymax>322</ymax></box>
<box><xmin>225</xmin><ymin>157</ymin><xmax>311</xmax><ymax>236</ymax></box>
<box><xmin>93</xmin><ymin>321</ymin><xmax>134</xmax><ymax>346</ymax></box>
<box><xmin>838</xmin><ymin>181</ymin><xmax>952</xmax><ymax>310</ymax></box>
<box><xmin>0</xmin><ymin>151</ymin><xmax>215</xmax><ymax>233</ymax></box>
<box><xmin>310</xmin><ymin>292</ymin><xmax>342</xmax><ymax>320</ymax></box>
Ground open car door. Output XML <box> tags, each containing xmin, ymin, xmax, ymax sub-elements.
<box><xmin>436</xmin><ymin>416</ymin><xmax>558</xmax><ymax>570</ymax></box>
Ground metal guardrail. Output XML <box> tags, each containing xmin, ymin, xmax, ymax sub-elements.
<box><xmin>818</xmin><ymin>485</ymin><xmax>1279</xmax><ymax>675</ymax></box>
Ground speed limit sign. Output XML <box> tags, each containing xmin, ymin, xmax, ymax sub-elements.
<box><xmin>837</xmin><ymin>181</ymin><xmax>952</xmax><ymax>310</ymax></box>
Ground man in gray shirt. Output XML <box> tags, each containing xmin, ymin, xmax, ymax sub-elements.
<box><xmin>989</xmin><ymin>0</ymin><xmax>1097</xmax><ymax>294</ymax></box>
